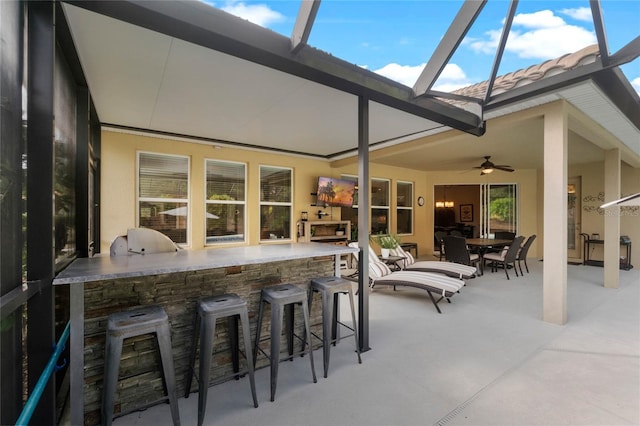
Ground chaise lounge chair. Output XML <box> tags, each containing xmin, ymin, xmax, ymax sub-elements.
<box><xmin>348</xmin><ymin>243</ymin><xmax>465</xmax><ymax>313</ymax></box>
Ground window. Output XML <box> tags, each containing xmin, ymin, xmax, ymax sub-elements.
<box><xmin>396</xmin><ymin>181</ymin><xmax>413</xmax><ymax>234</ymax></box>
<box><xmin>138</xmin><ymin>152</ymin><xmax>189</xmax><ymax>245</ymax></box>
<box><xmin>480</xmin><ymin>183</ymin><xmax>518</xmax><ymax>237</ymax></box>
<box><xmin>371</xmin><ymin>178</ymin><xmax>389</xmax><ymax>235</ymax></box>
<box><xmin>205</xmin><ymin>160</ymin><xmax>246</xmax><ymax>244</ymax></box>
<box><xmin>260</xmin><ymin>166</ymin><xmax>292</xmax><ymax>241</ymax></box>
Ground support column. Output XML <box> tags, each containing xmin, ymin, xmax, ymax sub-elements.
<box><xmin>357</xmin><ymin>95</ymin><xmax>371</xmax><ymax>352</ymax></box>
<box><xmin>603</xmin><ymin>149</ymin><xmax>620</xmax><ymax>288</ymax></box>
<box><xmin>543</xmin><ymin>102</ymin><xmax>568</xmax><ymax>325</ymax></box>
<box><xmin>26</xmin><ymin>2</ymin><xmax>56</xmax><ymax>424</ymax></box>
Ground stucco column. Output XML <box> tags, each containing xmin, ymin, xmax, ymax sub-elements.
<box><xmin>543</xmin><ymin>102</ymin><xmax>568</xmax><ymax>325</ymax></box>
<box><xmin>603</xmin><ymin>148</ymin><xmax>620</xmax><ymax>288</ymax></box>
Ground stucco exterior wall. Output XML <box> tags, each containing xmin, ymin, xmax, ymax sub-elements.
<box><xmin>101</xmin><ymin>131</ymin><xmax>427</xmax><ymax>253</ymax></box>
<box><xmin>101</xmin><ymin>130</ymin><xmax>637</xmax><ymax>265</ymax></box>
<box><xmin>569</xmin><ymin>161</ymin><xmax>640</xmax><ymax>267</ymax></box>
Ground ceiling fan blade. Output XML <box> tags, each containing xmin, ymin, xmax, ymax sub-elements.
<box><xmin>495</xmin><ymin>165</ymin><xmax>514</xmax><ymax>172</ymax></box>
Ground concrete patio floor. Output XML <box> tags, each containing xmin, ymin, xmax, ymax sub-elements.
<box><xmin>114</xmin><ymin>259</ymin><xmax>639</xmax><ymax>426</ymax></box>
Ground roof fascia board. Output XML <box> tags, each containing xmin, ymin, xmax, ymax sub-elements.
<box><xmin>413</xmin><ymin>0</ymin><xmax>487</xmax><ymax>96</ymax></box>
<box><xmin>591</xmin><ymin>68</ymin><xmax>640</xmax><ymax>130</ymax></box>
<box><xmin>65</xmin><ymin>0</ymin><xmax>485</xmax><ymax>136</ymax></box>
<box><xmin>291</xmin><ymin>0</ymin><xmax>321</xmax><ymax>54</ymax></box>
<box><xmin>486</xmin><ymin>60</ymin><xmax>604</xmax><ymax>109</ymax></box>
<box><xmin>488</xmin><ymin>63</ymin><xmax>639</xmax><ymax>132</ymax></box>
<box><xmin>590</xmin><ymin>0</ymin><xmax>610</xmax><ymax>66</ymax></box>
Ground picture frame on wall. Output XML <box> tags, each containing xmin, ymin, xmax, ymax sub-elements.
<box><xmin>460</xmin><ymin>204</ymin><xmax>473</xmax><ymax>222</ymax></box>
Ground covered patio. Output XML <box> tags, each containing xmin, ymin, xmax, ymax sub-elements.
<box><xmin>2</xmin><ymin>1</ymin><xmax>638</xmax><ymax>425</ymax></box>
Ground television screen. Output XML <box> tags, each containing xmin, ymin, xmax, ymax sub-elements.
<box><xmin>317</xmin><ymin>177</ymin><xmax>356</xmax><ymax>207</ymax></box>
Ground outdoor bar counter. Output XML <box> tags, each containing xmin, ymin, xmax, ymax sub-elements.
<box><xmin>53</xmin><ymin>242</ymin><xmax>357</xmax><ymax>425</ymax></box>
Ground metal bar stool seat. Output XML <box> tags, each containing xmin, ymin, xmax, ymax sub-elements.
<box><xmin>102</xmin><ymin>305</ymin><xmax>180</xmax><ymax>426</ymax></box>
<box><xmin>184</xmin><ymin>293</ymin><xmax>258</xmax><ymax>426</ymax></box>
<box><xmin>253</xmin><ymin>284</ymin><xmax>317</xmax><ymax>401</ymax></box>
<box><xmin>307</xmin><ymin>277</ymin><xmax>362</xmax><ymax>378</ymax></box>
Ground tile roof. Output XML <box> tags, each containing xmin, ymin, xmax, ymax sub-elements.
<box><xmin>452</xmin><ymin>44</ymin><xmax>600</xmax><ymax>100</ymax></box>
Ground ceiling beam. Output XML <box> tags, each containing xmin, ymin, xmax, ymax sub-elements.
<box><xmin>413</xmin><ymin>0</ymin><xmax>486</xmax><ymax>96</ymax></box>
<box><xmin>484</xmin><ymin>0</ymin><xmax>518</xmax><ymax>104</ymax></box>
<box><xmin>608</xmin><ymin>36</ymin><xmax>640</xmax><ymax>68</ymax></box>
<box><xmin>65</xmin><ymin>0</ymin><xmax>485</xmax><ymax>136</ymax></box>
<box><xmin>291</xmin><ymin>0</ymin><xmax>321</xmax><ymax>54</ymax></box>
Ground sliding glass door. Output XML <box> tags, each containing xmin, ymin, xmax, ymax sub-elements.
<box><xmin>480</xmin><ymin>184</ymin><xmax>518</xmax><ymax>237</ymax></box>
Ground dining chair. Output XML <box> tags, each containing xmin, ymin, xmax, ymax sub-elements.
<box><xmin>483</xmin><ymin>236</ymin><xmax>525</xmax><ymax>280</ymax></box>
<box><xmin>516</xmin><ymin>235</ymin><xmax>536</xmax><ymax>274</ymax></box>
<box><xmin>485</xmin><ymin>231</ymin><xmax>516</xmax><ymax>254</ymax></box>
<box><xmin>494</xmin><ymin>231</ymin><xmax>516</xmax><ymax>240</ymax></box>
<box><xmin>434</xmin><ymin>231</ymin><xmax>447</xmax><ymax>260</ymax></box>
<box><xmin>443</xmin><ymin>236</ymin><xmax>481</xmax><ymax>270</ymax></box>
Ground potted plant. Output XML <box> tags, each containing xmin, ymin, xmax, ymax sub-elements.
<box><xmin>371</xmin><ymin>234</ymin><xmax>400</xmax><ymax>258</ymax></box>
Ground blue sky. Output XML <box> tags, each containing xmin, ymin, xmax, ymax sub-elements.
<box><xmin>205</xmin><ymin>1</ymin><xmax>640</xmax><ymax>94</ymax></box>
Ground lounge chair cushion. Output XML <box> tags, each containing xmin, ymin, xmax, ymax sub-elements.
<box><xmin>390</xmin><ymin>246</ymin><xmax>476</xmax><ymax>278</ymax></box>
<box><xmin>369</xmin><ymin>260</ymin><xmax>393</xmax><ymax>279</ymax></box>
<box><xmin>390</xmin><ymin>247</ymin><xmax>415</xmax><ymax>265</ymax></box>
<box><xmin>406</xmin><ymin>261</ymin><xmax>476</xmax><ymax>279</ymax></box>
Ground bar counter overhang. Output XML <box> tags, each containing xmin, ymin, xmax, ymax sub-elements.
<box><xmin>53</xmin><ymin>242</ymin><xmax>357</xmax><ymax>425</ymax></box>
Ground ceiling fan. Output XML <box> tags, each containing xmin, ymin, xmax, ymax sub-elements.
<box><xmin>474</xmin><ymin>156</ymin><xmax>514</xmax><ymax>175</ymax></box>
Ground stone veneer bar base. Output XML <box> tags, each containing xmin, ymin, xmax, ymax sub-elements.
<box><xmin>82</xmin><ymin>257</ymin><xmax>334</xmax><ymax>425</ymax></box>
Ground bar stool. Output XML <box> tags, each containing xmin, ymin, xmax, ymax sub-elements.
<box><xmin>253</xmin><ymin>284</ymin><xmax>317</xmax><ymax>401</ymax></box>
<box><xmin>184</xmin><ymin>293</ymin><xmax>258</xmax><ymax>426</ymax></box>
<box><xmin>307</xmin><ymin>277</ymin><xmax>362</xmax><ymax>378</ymax></box>
<box><xmin>102</xmin><ymin>305</ymin><xmax>180</xmax><ymax>426</ymax></box>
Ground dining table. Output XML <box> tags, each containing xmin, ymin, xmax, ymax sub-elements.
<box><xmin>465</xmin><ymin>238</ymin><xmax>513</xmax><ymax>275</ymax></box>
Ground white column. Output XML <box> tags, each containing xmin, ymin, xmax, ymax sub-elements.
<box><xmin>603</xmin><ymin>148</ymin><xmax>621</xmax><ymax>289</ymax></box>
<box><xmin>543</xmin><ymin>102</ymin><xmax>568</xmax><ymax>325</ymax></box>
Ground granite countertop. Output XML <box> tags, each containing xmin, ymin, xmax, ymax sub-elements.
<box><xmin>53</xmin><ymin>243</ymin><xmax>357</xmax><ymax>285</ymax></box>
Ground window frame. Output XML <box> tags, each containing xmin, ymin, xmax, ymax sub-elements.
<box><xmin>204</xmin><ymin>158</ymin><xmax>247</xmax><ymax>246</ymax></box>
<box><xmin>259</xmin><ymin>165</ymin><xmax>293</xmax><ymax>242</ymax></box>
<box><xmin>371</xmin><ymin>177</ymin><xmax>390</xmax><ymax>235</ymax></box>
<box><xmin>136</xmin><ymin>151</ymin><xmax>191</xmax><ymax>246</ymax></box>
<box><xmin>396</xmin><ymin>180</ymin><xmax>414</xmax><ymax>235</ymax></box>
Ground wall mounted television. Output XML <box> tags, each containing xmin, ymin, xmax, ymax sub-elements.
<box><xmin>316</xmin><ymin>177</ymin><xmax>356</xmax><ymax>207</ymax></box>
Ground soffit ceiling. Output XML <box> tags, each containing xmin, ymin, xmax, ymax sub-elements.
<box><xmin>62</xmin><ymin>3</ymin><xmax>443</xmax><ymax>157</ymax></box>
<box><xmin>62</xmin><ymin>2</ymin><xmax>640</xmax><ymax>172</ymax></box>
<box><xmin>365</xmin><ymin>81</ymin><xmax>640</xmax><ymax>172</ymax></box>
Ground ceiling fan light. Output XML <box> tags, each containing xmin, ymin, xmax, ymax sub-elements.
<box><xmin>482</xmin><ymin>167</ymin><xmax>494</xmax><ymax>174</ymax></box>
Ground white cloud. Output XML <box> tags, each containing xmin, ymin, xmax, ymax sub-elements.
<box><xmin>215</xmin><ymin>0</ymin><xmax>285</xmax><ymax>27</ymax></box>
<box><xmin>374</xmin><ymin>63</ymin><xmax>424</xmax><ymax>87</ymax></box>
<box><xmin>373</xmin><ymin>62</ymin><xmax>470</xmax><ymax>91</ymax></box>
<box><xmin>467</xmin><ymin>10</ymin><xmax>596</xmax><ymax>60</ymax></box>
<box><xmin>632</xmin><ymin>77</ymin><xmax>640</xmax><ymax>95</ymax></box>
<box><xmin>512</xmin><ymin>10</ymin><xmax>566</xmax><ymax>29</ymax></box>
<box><xmin>507</xmin><ymin>25</ymin><xmax>596</xmax><ymax>59</ymax></box>
<box><xmin>559</xmin><ymin>7</ymin><xmax>592</xmax><ymax>22</ymax></box>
